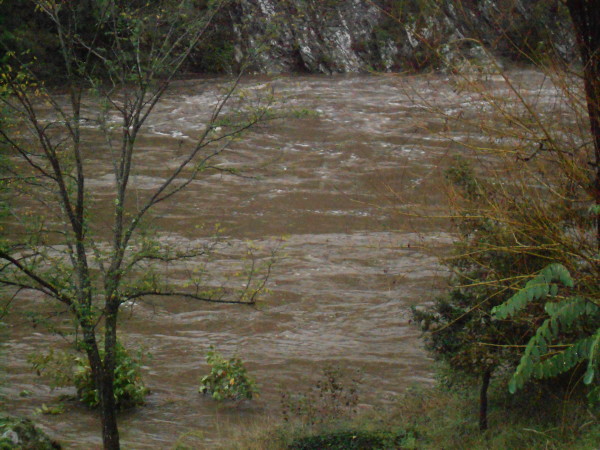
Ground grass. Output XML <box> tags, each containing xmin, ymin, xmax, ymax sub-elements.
<box><xmin>198</xmin><ymin>377</ymin><xmax>600</xmax><ymax>449</ymax></box>
<box><xmin>383</xmin><ymin>382</ymin><xmax>599</xmax><ymax>449</ymax></box>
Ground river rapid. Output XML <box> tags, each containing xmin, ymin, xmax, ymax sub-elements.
<box><xmin>2</xmin><ymin>70</ymin><xmax>558</xmax><ymax>448</ymax></box>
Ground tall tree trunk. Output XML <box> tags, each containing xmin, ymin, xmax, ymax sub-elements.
<box><xmin>100</xmin><ymin>304</ymin><xmax>120</xmax><ymax>450</ymax></box>
<box><xmin>566</xmin><ymin>0</ymin><xmax>600</xmax><ymax>249</ymax></box>
<box><xmin>99</xmin><ymin>376</ymin><xmax>120</xmax><ymax>450</ymax></box>
<box><xmin>81</xmin><ymin>325</ymin><xmax>119</xmax><ymax>449</ymax></box>
<box><xmin>81</xmin><ymin>311</ymin><xmax>120</xmax><ymax>449</ymax></box>
<box><xmin>479</xmin><ymin>370</ymin><xmax>491</xmax><ymax>431</ymax></box>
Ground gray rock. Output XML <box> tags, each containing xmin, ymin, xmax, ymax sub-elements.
<box><xmin>206</xmin><ymin>0</ymin><xmax>575</xmax><ymax>74</ymax></box>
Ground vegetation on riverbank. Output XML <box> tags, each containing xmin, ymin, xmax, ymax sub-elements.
<box><xmin>174</xmin><ymin>358</ymin><xmax>598</xmax><ymax>449</ymax></box>
<box><xmin>192</xmin><ymin>377</ymin><xmax>598</xmax><ymax>449</ymax></box>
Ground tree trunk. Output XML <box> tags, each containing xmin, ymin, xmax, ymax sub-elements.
<box><xmin>81</xmin><ymin>313</ymin><xmax>120</xmax><ymax>449</ymax></box>
<box><xmin>100</xmin><ymin>304</ymin><xmax>120</xmax><ymax>450</ymax></box>
<box><xmin>99</xmin><ymin>375</ymin><xmax>120</xmax><ymax>450</ymax></box>
<box><xmin>566</xmin><ymin>0</ymin><xmax>600</xmax><ymax>249</ymax></box>
<box><xmin>479</xmin><ymin>370</ymin><xmax>491</xmax><ymax>431</ymax></box>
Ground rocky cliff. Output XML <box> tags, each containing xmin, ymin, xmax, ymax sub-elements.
<box><xmin>193</xmin><ymin>0</ymin><xmax>574</xmax><ymax>74</ymax></box>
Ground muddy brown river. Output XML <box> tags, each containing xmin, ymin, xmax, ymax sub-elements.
<box><xmin>2</xmin><ymin>70</ymin><xmax>559</xmax><ymax>448</ymax></box>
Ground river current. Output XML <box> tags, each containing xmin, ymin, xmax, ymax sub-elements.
<box><xmin>3</xmin><ymin>70</ymin><xmax>557</xmax><ymax>448</ymax></box>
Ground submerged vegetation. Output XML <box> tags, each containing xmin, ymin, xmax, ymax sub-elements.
<box><xmin>199</xmin><ymin>346</ymin><xmax>258</xmax><ymax>401</ymax></box>
<box><xmin>29</xmin><ymin>340</ymin><xmax>149</xmax><ymax>410</ymax></box>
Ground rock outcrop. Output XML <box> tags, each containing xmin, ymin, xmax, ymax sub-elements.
<box><xmin>194</xmin><ymin>0</ymin><xmax>574</xmax><ymax>74</ymax></box>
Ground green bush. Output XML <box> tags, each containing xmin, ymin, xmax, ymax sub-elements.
<box><xmin>411</xmin><ymin>157</ymin><xmax>571</xmax><ymax>429</ymax></box>
<box><xmin>199</xmin><ymin>346</ymin><xmax>258</xmax><ymax>401</ymax></box>
<box><xmin>74</xmin><ymin>342</ymin><xmax>148</xmax><ymax>410</ymax></box>
<box><xmin>30</xmin><ymin>341</ymin><xmax>148</xmax><ymax>410</ymax></box>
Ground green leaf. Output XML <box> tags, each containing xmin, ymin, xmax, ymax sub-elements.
<box><xmin>493</xmin><ymin>264</ymin><xmax>572</xmax><ymax>320</ymax></box>
<box><xmin>584</xmin><ymin>367</ymin><xmax>595</xmax><ymax>385</ymax></box>
<box><xmin>508</xmin><ymin>378</ymin><xmax>517</xmax><ymax>394</ymax></box>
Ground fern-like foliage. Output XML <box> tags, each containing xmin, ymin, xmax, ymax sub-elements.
<box><xmin>492</xmin><ymin>264</ymin><xmax>600</xmax><ymax>396</ymax></box>
<box><xmin>492</xmin><ymin>263</ymin><xmax>573</xmax><ymax>320</ymax></box>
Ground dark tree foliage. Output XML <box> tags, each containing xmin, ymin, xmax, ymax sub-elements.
<box><xmin>413</xmin><ymin>159</ymin><xmax>556</xmax><ymax>430</ymax></box>
<box><xmin>0</xmin><ymin>0</ymin><xmax>61</xmax><ymax>79</ymax></box>
<box><xmin>0</xmin><ymin>0</ymin><xmax>229</xmax><ymax>81</ymax></box>
<box><xmin>414</xmin><ymin>0</ymin><xmax>600</xmax><ymax>430</ymax></box>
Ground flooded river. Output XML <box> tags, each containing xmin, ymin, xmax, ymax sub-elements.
<box><xmin>3</xmin><ymin>71</ymin><xmax>552</xmax><ymax>448</ymax></box>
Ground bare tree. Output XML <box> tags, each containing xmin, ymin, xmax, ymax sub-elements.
<box><xmin>0</xmin><ymin>1</ymin><xmax>275</xmax><ymax>448</ymax></box>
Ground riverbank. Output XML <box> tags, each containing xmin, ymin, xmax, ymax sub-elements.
<box><xmin>209</xmin><ymin>381</ymin><xmax>599</xmax><ymax>449</ymax></box>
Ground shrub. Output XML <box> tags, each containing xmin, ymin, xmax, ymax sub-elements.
<box><xmin>29</xmin><ymin>340</ymin><xmax>148</xmax><ymax>410</ymax></box>
<box><xmin>198</xmin><ymin>346</ymin><xmax>258</xmax><ymax>401</ymax></box>
<box><xmin>414</xmin><ymin>155</ymin><xmax>600</xmax><ymax>428</ymax></box>
<box><xmin>280</xmin><ymin>365</ymin><xmax>361</xmax><ymax>426</ymax></box>
<box><xmin>73</xmin><ymin>341</ymin><xmax>148</xmax><ymax>409</ymax></box>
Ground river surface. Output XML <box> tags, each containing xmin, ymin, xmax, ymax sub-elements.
<box><xmin>2</xmin><ymin>70</ymin><xmax>559</xmax><ymax>448</ymax></box>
